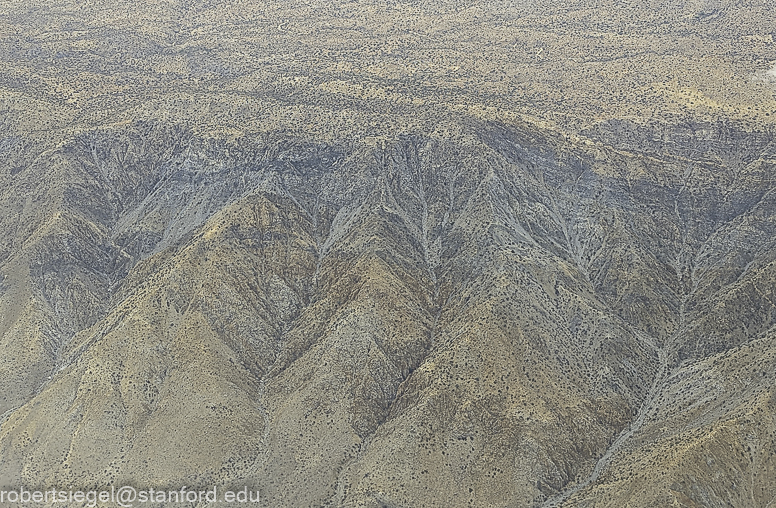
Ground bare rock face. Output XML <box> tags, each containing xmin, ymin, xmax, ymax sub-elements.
<box><xmin>1</xmin><ymin>1</ymin><xmax>776</xmax><ymax>507</ymax></box>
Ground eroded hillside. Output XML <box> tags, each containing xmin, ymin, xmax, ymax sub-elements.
<box><xmin>1</xmin><ymin>1</ymin><xmax>776</xmax><ymax>507</ymax></box>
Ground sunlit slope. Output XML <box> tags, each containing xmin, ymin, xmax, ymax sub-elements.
<box><xmin>0</xmin><ymin>119</ymin><xmax>774</xmax><ymax>506</ymax></box>
<box><xmin>1</xmin><ymin>0</ymin><xmax>776</xmax><ymax>506</ymax></box>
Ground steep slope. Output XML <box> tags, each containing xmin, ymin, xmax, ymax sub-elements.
<box><xmin>2</xmin><ymin>0</ymin><xmax>776</xmax><ymax>506</ymax></box>
<box><xmin>1</xmin><ymin>118</ymin><xmax>774</xmax><ymax>507</ymax></box>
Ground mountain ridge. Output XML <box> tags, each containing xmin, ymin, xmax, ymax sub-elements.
<box><xmin>2</xmin><ymin>1</ymin><xmax>776</xmax><ymax>505</ymax></box>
